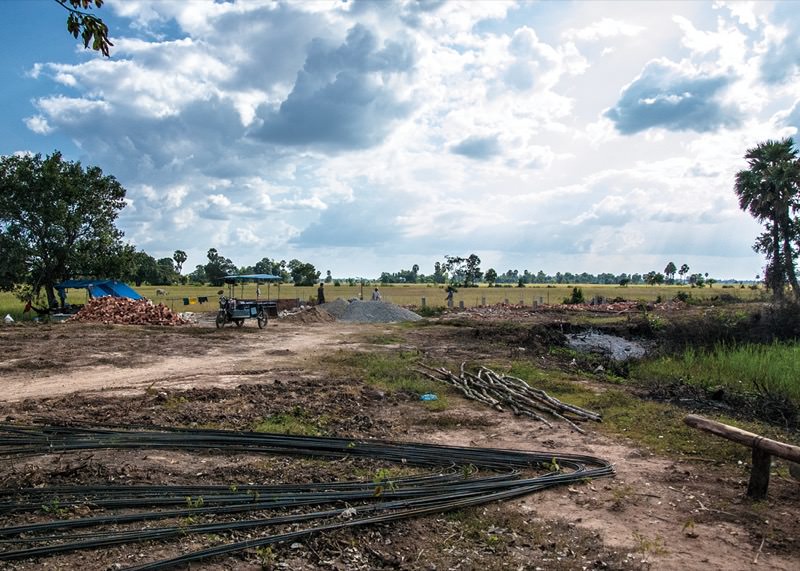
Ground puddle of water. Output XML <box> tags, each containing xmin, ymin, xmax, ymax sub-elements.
<box><xmin>566</xmin><ymin>330</ymin><xmax>646</xmax><ymax>361</ymax></box>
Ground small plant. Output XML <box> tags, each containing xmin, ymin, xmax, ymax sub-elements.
<box><xmin>372</xmin><ymin>467</ymin><xmax>398</xmax><ymax>496</ymax></box>
<box><xmin>185</xmin><ymin>496</ymin><xmax>204</xmax><ymax>508</ymax></box>
<box><xmin>674</xmin><ymin>290</ymin><xmax>691</xmax><ymax>302</ymax></box>
<box><xmin>41</xmin><ymin>498</ymin><xmax>68</xmax><ymax>517</ymax></box>
<box><xmin>563</xmin><ymin>287</ymin><xmax>584</xmax><ymax>304</ymax></box>
<box><xmin>255</xmin><ymin>545</ymin><xmax>275</xmax><ymax>569</ymax></box>
<box><xmin>632</xmin><ymin>531</ymin><xmax>667</xmax><ymax>561</ymax></box>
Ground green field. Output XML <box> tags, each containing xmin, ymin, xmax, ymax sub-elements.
<box><xmin>0</xmin><ymin>282</ymin><xmax>763</xmax><ymax>321</ymax></box>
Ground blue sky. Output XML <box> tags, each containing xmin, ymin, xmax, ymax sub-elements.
<box><xmin>2</xmin><ymin>0</ymin><xmax>799</xmax><ymax>280</ymax></box>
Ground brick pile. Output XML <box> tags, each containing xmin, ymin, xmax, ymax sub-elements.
<box><xmin>68</xmin><ymin>296</ymin><xmax>188</xmax><ymax>326</ymax></box>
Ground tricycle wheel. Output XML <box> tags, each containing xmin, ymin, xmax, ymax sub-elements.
<box><xmin>235</xmin><ymin>319</ymin><xmax>244</xmax><ymax>328</ymax></box>
<box><xmin>257</xmin><ymin>311</ymin><xmax>267</xmax><ymax>329</ymax></box>
<box><xmin>215</xmin><ymin>312</ymin><xmax>226</xmax><ymax>328</ymax></box>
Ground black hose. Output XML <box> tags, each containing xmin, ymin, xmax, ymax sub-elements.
<box><xmin>0</xmin><ymin>424</ymin><xmax>614</xmax><ymax>569</ymax></box>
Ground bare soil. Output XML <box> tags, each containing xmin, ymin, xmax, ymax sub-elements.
<box><xmin>0</xmin><ymin>313</ymin><xmax>798</xmax><ymax>570</ymax></box>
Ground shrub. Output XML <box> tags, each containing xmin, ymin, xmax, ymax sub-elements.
<box><xmin>563</xmin><ymin>287</ymin><xmax>584</xmax><ymax>304</ymax></box>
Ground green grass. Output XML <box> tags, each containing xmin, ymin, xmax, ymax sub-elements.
<box><xmin>482</xmin><ymin>362</ymin><xmax>790</xmax><ymax>463</ymax></box>
<box><xmin>633</xmin><ymin>342</ymin><xmax>800</xmax><ymax>404</ymax></box>
<box><xmin>323</xmin><ymin>350</ymin><xmax>450</xmax><ymax>411</ymax></box>
<box><xmin>251</xmin><ymin>407</ymin><xmax>324</xmax><ymax>436</ymax></box>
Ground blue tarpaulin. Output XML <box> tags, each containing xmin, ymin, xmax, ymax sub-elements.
<box><xmin>55</xmin><ymin>280</ymin><xmax>143</xmax><ymax>300</ymax></box>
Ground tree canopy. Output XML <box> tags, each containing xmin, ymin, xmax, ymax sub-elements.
<box><xmin>0</xmin><ymin>151</ymin><xmax>127</xmax><ymax>305</ymax></box>
<box><xmin>734</xmin><ymin>138</ymin><xmax>800</xmax><ymax>300</ymax></box>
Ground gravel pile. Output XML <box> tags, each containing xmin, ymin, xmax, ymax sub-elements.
<box><xmin>320</xmin><ymin>299</ymin><xmax>422</xmax><ymax>323</ymax></box>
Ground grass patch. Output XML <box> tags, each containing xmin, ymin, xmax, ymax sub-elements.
<box><xmin>632</xmin><ymin>341</ymin><xmax>800</xmax><ymax>405</ymax></box>
<box><xmin>251</xmin><ymin>407</ymin><xmax>324</xmax><ymax>436</ymax></box>
<box><xmin>363</xmin><ymin>333</ymin><xmax>405</xmax><ymax>345</ymax></box>
<box><xmin>323</xmin><ymin>350</ymin><xmax>450</xmax><ymax>410</ymax></box>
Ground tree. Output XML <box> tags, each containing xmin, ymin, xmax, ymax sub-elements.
<box><xmin>664</xmin><ymin>262</ymin><xmax>677</xmax><ymax>284</ymax></box>
<box><xmin>484</xmin><ymin>268</ymin><xmax>497</xmax><ymax>286</ymax></box>
<box><xmin>287</xmin><ymin>259</ymin><xmax>320</xmax><ymax>286</ymax></box>
<box><xmin>325</xmin><ymin>270</ymin><xmax>332</xmax><ymax>283</ymax></box>
<box><xmin>432</xmin><ymin>262</ymin><xmax>446</xmax><ymax>284</ymax></box>
<box><xmin>444</xmin><ymin>254</ymin><xmax>482</xmax><ymax>287</ymax></box>
<box><xmin>678</xmin><ymin>263</ymin><xmax>690</xmax><ymax>283</ymax></box>
<box><xmin>204</xmin><ymin>248</ymin><xmax>237</xmax><ymax>286</ymax></box>
<box><xmin>735</xmin><ymin>138</ymin><xmax>800</xmax><ymax>300</ymax></box>
<box><xmin>0</xmin><ymin>151</ymin><xmax>126</xmax><ymax>307</ymax></box>
<box><xmin>57</xmin><ymin>0</ymin><xmax>113</xmax><ymax>57</ymax></box>
<box><xmin>172</xmin><ymin>250</ymin><xmax>187</xmax><ymax>274</ymax></box>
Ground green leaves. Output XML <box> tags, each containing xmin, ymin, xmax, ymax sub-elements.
<box><xmin>0</xmin><ymin>151</ymin><xmax>127</xmax><ymax>300</ymax></box>
<box><xmin>57</xmin><ymin>0</ymin><xmax>113</xmax><ymax>57</ymax></box>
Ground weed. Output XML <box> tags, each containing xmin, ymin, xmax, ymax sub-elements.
<box><xmin>185</xmin><ymin>496</ymin><xmax>204</xmax><ymax>508</ymax></box>
<box><xmin>252</xmin><ymin>407</ymin><xmax>323</xmax><ymax>436</ymax></box>
<box><xmin>163</xmin><ymin>395</ymin><xmax>188</xmax><ymax>410</ymax></box>
<box><xmin>255</xmin><ymin>545</ymin><xmax>275</xmax><ymax>568</ymax></box>
<box><xmin>40</xmin><ymin>498</ymin><xmax>68</xmax><ymax>518</ymax></box>
<box><xmin>631</xmin><ymin>531</ymin><xmax>667</xmax><ymax>561</ymax></box>
<box><xmin>609</xmin><ymin>483</ymin><xmax>638</xmax><ymax>511</ymax></box>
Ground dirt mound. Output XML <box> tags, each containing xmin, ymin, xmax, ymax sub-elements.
<box><xmin>280</xmin><ymin>306</ymin><xmax>336</xmax><ymax>324</ymax></box>
<box><xmin>69</xmin><ymin>296</ymin><xmax>188</xmax><ymax>326</ymax></box>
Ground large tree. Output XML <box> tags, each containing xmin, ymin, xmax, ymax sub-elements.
<box><xmin>204</xmin><ymin>248</ymin><xmax>237</xmax><ymax>286</ymax></box>
<box><xmin>0</xmin><ymin>151</ymin><xmax>127</xmax><ymax>306</ymax></box>
<box><xmin>734</xmin><ymin>138</ymin><xmax>800</xmax><ymax>300</ymax></box>
<box><xmin>287</xmin><ymin>259</ymin><xmax>320</xmax><ymax>286</ymax></box>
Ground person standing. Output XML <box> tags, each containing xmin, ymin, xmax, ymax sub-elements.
<box><xmin>317</xmin><ymin>282</ymin><xmax>325</xmax><ymax>304</ymax></box>
<box><xmin>445</xmin><ymin>286</ymin><xmax>455</xmax><ymax>308</ymax></box>
<box><xmin>371</xmin><ymin>287</ymin><xmax>382</xmax><ymax>301</ymax></box>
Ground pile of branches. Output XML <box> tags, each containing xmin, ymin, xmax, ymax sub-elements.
<box><xmin>68</xmin><ymin>297</ymin><xmax>187</xmax><ymax>326</ymax></box>
<box><xmin>418</xmin><ymin>363</ymin><xmax>601</xmax><ymax>433</ymax></box>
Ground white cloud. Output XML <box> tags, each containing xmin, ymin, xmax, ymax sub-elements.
<box><xmin>23</xmin><ymin>115</ymin><xmax>52</xmax><ymax>135</ymax></box>
<box><xmin>564</xmin><ymin>17</ymin><xmax>645</xmax><ymax>42</ymax></box>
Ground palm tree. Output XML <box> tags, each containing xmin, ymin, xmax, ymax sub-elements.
<box><xmin>664</xmin><ymin>262</ymin><xmax>677</xmax><ymax>284</ymax></box>
<box><xmin>734</xmin><ymin>138</ymin><xmax>800</xmax><ymax>300</ymax></box>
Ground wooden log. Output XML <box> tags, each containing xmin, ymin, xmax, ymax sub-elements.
<box><xmin>684</xmin><ymin>414</ymin><xmax>800</xmax><ymax>463</ymax></box>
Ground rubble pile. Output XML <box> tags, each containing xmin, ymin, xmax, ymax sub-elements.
<box><xmin>69</xmin><ymin>297</ymin><xmax>188</xmax><ymax>326</ymax></box>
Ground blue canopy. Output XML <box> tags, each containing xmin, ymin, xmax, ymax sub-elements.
<box><xmin>55</xmin><ymin>280</ymin><xmax>143</xmax><ymax>300</ymax></box>
<box><xmin>223</xmin><ymin>274</ymin><xmax>281</xmax><ymax>283</ymax></box>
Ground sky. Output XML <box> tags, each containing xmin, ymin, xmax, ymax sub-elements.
<box><xmin>2</xmin><ymin>0</ymin><xmax>800</xmax><ymax>281</ymax></box>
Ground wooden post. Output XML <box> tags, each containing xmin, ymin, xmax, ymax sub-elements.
<box><xmin>748</xmin><ymin>447</ymin><xmax>771</xmax><ymax>500</ymax></box>
<box><xmin>684</xmin><ymin>414</ymin><xmax>800</xmax><ymax>499</ymax></box>
<box><xmin>421</xmin><ymin>297</ymin><xmax>426</xmax><ymax>307</ymax></box>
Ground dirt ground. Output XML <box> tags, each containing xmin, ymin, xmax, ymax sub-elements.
<box><xmin>0</xmin><ymin>312</ymin><xmax>798</xmax><ymax>570</ymax></box>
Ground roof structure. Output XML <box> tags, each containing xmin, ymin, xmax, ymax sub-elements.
<box><xmin>54</xmin><ymin>280</ymin><xmax>143</xmax><ymax>300</ymax></box>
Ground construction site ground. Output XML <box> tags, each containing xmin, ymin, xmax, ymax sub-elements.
<box><xmin>0</xmin><ymin>307</ymin><xmax>798</xmax><ymax>570</ymax></box>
